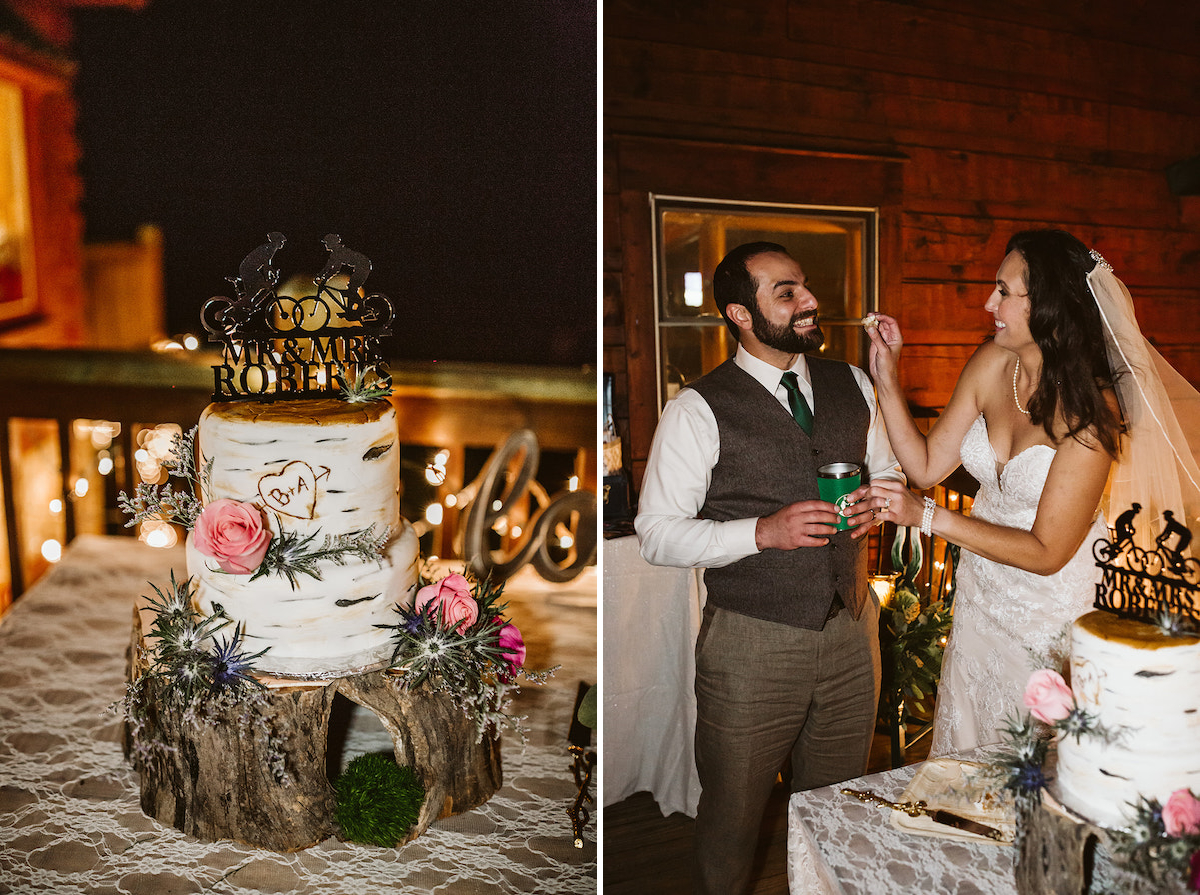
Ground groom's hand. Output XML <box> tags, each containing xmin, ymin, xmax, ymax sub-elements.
<box><xmin>755</xmin><ymin>500</ymin><xmax>840</xmax><ymax>550</ymax></box>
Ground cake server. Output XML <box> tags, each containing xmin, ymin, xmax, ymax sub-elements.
<box><xmin>840</xmin><ymin>787</ymin><xmax>1008</xmax><ymax>841</ymax></box>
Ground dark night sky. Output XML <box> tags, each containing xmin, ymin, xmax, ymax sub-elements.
<box><xmin>70</xmin><ymin>0</ymin><xmax>596</xmax><ymax>367</ymax></box>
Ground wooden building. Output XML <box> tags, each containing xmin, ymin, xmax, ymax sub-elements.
<box><xmin>604</xmin><ymin>0</ymin><xmax>1200</xmax><ymax>494</ymax></box>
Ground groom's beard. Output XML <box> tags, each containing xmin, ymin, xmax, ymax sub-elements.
<box><xmin>749</xmin><ymin>301</ymin><xmax>825</xmax><ymax>354</ymax></box>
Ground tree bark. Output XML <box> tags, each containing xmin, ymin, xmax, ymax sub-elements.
<box><xmin>124</xmin><ymin>607</ymin><xmax>502</xmax><ymax>851</ymax></box>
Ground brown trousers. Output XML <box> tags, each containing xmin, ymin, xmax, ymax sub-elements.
<box><xmin>692</xmin><ymin>601</ymin><xmax>881</xmax><ymax>895</ymax></box>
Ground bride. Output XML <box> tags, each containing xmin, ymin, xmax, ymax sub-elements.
<box><xmin>857</xmin><ymin>228</ymin><xmax>1200</xmax><ymax>755</ymax></box>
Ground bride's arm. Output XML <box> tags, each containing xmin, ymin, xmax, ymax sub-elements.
<box><xmin>868</xmin><ymin>434</ymin><xmax>1113</xmax><ymax>575</ymax></box>
<box><xmin>867</xmin><ymin>319</ymin><xmax>996</xmax><ymax>489</ymax></box>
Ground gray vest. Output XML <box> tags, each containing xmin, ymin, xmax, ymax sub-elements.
<box><xmin>689</xmin><ymin>356</ymin><xmax>871</xmax><ymax>629</ymax></box>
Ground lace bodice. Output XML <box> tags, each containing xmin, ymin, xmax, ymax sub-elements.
<box><xmin>959</xmin><ymin>412</ymin><xmax>1056</xmax><ymax>530</ymax></box>
<box><xmin>930</xmin><ymin>414</ymin><xmax>1104</xmax><ymax>756</ymax></box>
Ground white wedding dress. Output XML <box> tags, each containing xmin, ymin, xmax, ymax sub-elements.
<box><xmin>929</xmin><ymin>413</ymin><xmax>1106</xmax><ymax>756</ymax></box>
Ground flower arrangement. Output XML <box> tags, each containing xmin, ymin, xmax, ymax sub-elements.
<box><xmin>877</xmin><ymin>526</ymin><xmax>952</xmax><ymax>728</ymax></box>
<box><xmin>992</xmin><ymin>667</ymin><xmax>1200</xmax><ymax>891</ymax></box>
<box><xmin>116</xmin><ymin>573</ymin><xmax>289</xmax><ymax>781</ymax></box>
<box><xmin>118</xmin><ymin>426</ymin><xmax>388</xmax><ymax>585</ymax></box>
<box><xmin>1114</xmin><ymin>790</ymin><xmax>1200</xmax><ymax>891</ymax></box>
<box><xmin>992</xmin><ymin>667</ymin><xmax>1118</xmax><ymax>815</ymax></box>
<box><xmin>381</xmin><ymin>569</ymin><xmax>555</xmax><ymax>742</ymax></box>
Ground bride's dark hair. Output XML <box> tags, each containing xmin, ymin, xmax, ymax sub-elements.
<box><xmin>1006</xmin><ymin>228</ymin><xmax>1122</xmax><ymax>455</ymax></box>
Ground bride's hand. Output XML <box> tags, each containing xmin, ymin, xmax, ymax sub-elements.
<box><xmin>845</xmin><ymin>479</ymin><xmax>917</xmax><ymax>538</ymax></box>
<box><xmin>865</xmin><ymin>313</ymin><xmax>903</xmax><ymax>384</ymax></box>
<box><xmin>852</xmin><ymin>479</ymin><xmax>926</xmax><ymax>532</ymax></box>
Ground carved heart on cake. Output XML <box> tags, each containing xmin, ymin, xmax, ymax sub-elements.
<box><xmin>258</xmin><ymin>461</ymin><xmax>330</xmax><ymax>519</ymax></box>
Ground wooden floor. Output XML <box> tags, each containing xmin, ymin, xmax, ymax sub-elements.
<box><xmin>601</xmin><ymin>724</ymin><xmax>933</xmax><ymax>894</ymax></box>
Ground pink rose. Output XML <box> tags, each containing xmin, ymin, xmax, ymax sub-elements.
<box><xmin>497</xmin><ymin>623</ymin><xmax>526</xmax><ymax>674</ymax></box>
<box><xmin>415</xmin><ymin>573</ymin><xmax>479</xmax><ymax>633</ymax></box>
<box><xmin>193</xmin><ymin>499</ymin><xmax>272</xmax><ymax>574</ymax></box>
<box><xmin>1023</xmin><ymin>669</ymin><xmax>1074</xmax><ymax>724</ymax></box>
<box><xmin>1163</xmin><ymin>789</ymin><xmax>1200</xmax><ymax>837</ymax></box>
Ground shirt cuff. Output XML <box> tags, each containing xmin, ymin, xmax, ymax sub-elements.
<box><xmin>724</xmin><ymin>516</ymin><xmax>762</xmax><ymax>559</ymax></box>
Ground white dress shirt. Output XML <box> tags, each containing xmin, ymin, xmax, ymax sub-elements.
<box><xmin>635</xmin><ymin>345</ymin><xmax>904</xmax><ymax>569</ymax></box>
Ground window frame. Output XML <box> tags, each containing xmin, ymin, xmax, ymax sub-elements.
<box><xmin>649</xmin><ymin>193</ymin><xmax>880</xmax><ymax>414</ymax></box>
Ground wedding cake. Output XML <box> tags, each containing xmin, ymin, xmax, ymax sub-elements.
<box><xmin>184</xmin><ymin>398</ymin><xmax>420</xmax><ymax>676</ymax></box>
<box><xmin>1054</xmin><ymin>610</ymin><xmax>1200</xmax><ymax>829</ymax></box>
<box><xmin>177</xmin><ymin>230</ymin><xmax>419</xmax><ymax>678</ymax></box>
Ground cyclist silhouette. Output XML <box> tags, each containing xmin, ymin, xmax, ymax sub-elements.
<box><xmin>1156</xmin><ymin>510</ymin><xmax>1193</xmax><ymax>571</ymax></box>
<box><xmin>1114</xmin><ymin>502</ymin><xmax>1141</xmax><ymax>549</ymax></box>
<box><xmin>215</xmin><ymin>231</ymin><xmax>286</xmax><ymax>331</ymax></box>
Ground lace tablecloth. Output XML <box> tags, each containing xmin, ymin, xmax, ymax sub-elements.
<box><xmin>601</xmin><ymin>534</ymin><xmax>704</xmax><ymax>817</ymax></box>
<box><xmin>0</xmin><ymin>535</ymin><xmax>596</xmax><ymax>894</ymax></box>
<box><xmin>787</xmin><ymin>756</ymin><xmax>1017</xmax><ymax>895</ymax></box>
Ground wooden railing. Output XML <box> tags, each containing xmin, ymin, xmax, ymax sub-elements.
<box><xmin>0</xmin><ymin>348</ymin><xmax>596</xmax><ymax>607</ymax></box>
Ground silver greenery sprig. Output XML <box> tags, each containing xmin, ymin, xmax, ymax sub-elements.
<box><xmin>1055</xmin><ymin>703</ymin><xmax>1123</xmax><ymax>745</ymax></box>
<box><xmin>335</xmin><ymin>364</ymin><xmax>392</xmax><ymax>404</ymax></box>
<box><xmin>251</xmin><ymin>523</ymin><xmax>391</xmax><ymax>589</ymax></box>
<box><xmin>1155</xmin><ymin>608</ymin><xmax>1199</xmax><ymax>638</ymax></box>
<box><xmin>116</xmin><ymin>425</ymin><xmax>211</xmax><ymax>529</ymax></box>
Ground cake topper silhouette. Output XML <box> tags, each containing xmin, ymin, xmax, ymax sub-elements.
<box><xmin>202</xmin><ymin>232</ymin><xmax>394</xmax><ymax>402</ymax></box>
<box><xmin>1092</xmin><ymin>505</ymin><xmax>1200</xmax><ymax>627</ymax></box>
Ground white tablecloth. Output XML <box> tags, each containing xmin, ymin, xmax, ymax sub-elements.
<box><xmin>601</xmin><ymin>535</ymin><xmax>704</xmax><ymax>817</ymax></box>
<box><xmin>786</xmin><ymin>755</ymin><xmax>1017</xmax><ymax>895</ymax></box>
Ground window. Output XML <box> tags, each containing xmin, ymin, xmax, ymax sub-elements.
<box><xmin>652</xmin><ymin>196</ymin><xmax>877</xmax><ymax>409</ymax></box>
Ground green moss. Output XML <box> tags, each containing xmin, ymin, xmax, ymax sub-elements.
<box><xmin>334</xmin><ymin>752</ymin><xmax>425</xmax><ymax>847</ymax></box>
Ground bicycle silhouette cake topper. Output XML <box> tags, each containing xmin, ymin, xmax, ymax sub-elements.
<box><xmin>1092</xmin><ymin>503</ymin><xmax>1200</xmax><ymax>628</ymax></box>
<box><xmin>201</xmin><ymin>232</ymin><xmax>394</xmax><ymax>402</ymax></box>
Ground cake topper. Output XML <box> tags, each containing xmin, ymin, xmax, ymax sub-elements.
<box><xmin>1092</xmin><ymin>504</ymin><xmax>1200</xmax><ymax>629</ymax></box>
<box><xmin>202</xmin><ymin>232</ymin><xmax>394</xmax><ymax>401</ymax></box>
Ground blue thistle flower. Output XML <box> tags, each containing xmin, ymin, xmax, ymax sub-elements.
<box><xmin>1013</xmin><ymin>762</ymin><xmax>1049</xmax><ymax>793</ymax></box>
<box><xmin>207</xmin><ymin>624</ymin><xmax>267</xmax><ymax>695</ymax></box>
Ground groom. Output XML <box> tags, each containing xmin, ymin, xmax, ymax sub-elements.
<box><xmin>635</xmin><ymin>242</ymin><xmax>903</xmax><ymax>894</ymax></box>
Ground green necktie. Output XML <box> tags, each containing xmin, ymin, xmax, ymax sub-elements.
<box><xmin>780</xmin><ymin>371</ymin><xmax>814</xmax><ymax>436</ymax></box>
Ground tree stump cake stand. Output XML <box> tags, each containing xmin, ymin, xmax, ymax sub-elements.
<box><xmin>1017</xmin><ymin>800</ymin><xmax>1184</xmax><ymax>895</ymax></box>
<box><xmin>123</xmin><ymin>605</ymin><xmax>503</xmax><ymax>852</ymax></box>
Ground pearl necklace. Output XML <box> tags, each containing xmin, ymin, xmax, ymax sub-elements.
<box><xmin>1013</xmin><ymin>358</ymin><xmax>1031</xmax><ymax>416</ymax></box>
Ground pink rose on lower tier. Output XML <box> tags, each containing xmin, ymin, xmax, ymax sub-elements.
<box><xmin>497</xmin><ymin>623</ymin><xmax>526</xmax><ymax>673</ymax></box>
<box><xmin>415</xmin><ymin>573</ymin><xmax>479</xmax><ymax>633</ymax></box>
<box><xmin>1023</xmin><ymin>669</ymin><xmax>1074</xmax><ymax>724</ymax></box>
<box><xmin>193</xmin><ymin>499</ymin><xmax>272</xmax><ymax>574</ymax></box>
<box><xmin>1163</xmin><ymin>789</ymin><xmax>1200</xmax><ymax>837</ymax></box>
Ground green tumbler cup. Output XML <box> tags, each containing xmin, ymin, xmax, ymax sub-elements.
<box><xmin>817</xmin><ymin>462</ymin><xmax>862</xmax><ymax>531</ymax></box>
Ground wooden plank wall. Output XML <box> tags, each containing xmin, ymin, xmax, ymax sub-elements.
<box><xmin>604</xmin><ymin>0</ymin><xmax>1200</xmax><ymax>491</ymax></box>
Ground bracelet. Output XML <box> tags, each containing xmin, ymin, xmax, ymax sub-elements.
<box><xmin>920</xmin><ymin>496</ymin><xmax>936</xmax><ymax>537</ymax></box>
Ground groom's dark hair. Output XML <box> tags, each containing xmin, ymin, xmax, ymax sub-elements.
<box><xmin>713</xmin><ymin>242</ymin><xmax>790</xmax><ymax>342</ymax></box>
